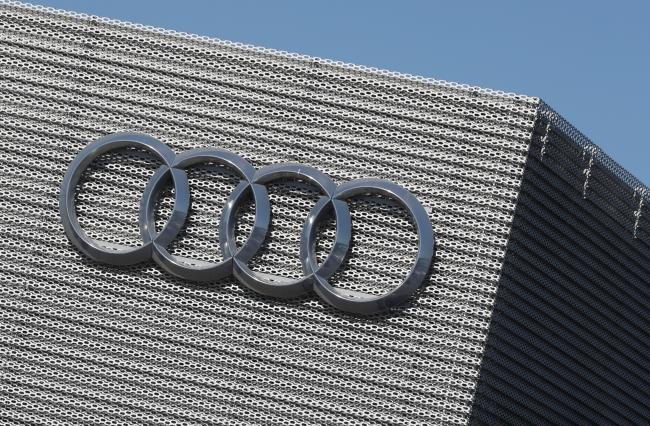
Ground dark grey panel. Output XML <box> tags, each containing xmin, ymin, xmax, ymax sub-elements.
<box><xmin>470</xmin><ymin>114</ymin><xmax>650</xmax><ymax>425</ymax></box>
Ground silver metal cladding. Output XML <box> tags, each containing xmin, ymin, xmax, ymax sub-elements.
<box><xmin>60</xmin><ymin>132</ymin><xmax>436</xmax><ymax>314</ymax></box>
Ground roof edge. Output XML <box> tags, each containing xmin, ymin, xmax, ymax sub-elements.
<box><xmin>5</xmin><ymin>2</ymin><xmax>642</xmax><ymax>201</ymax></box>
<box><xmin>538</xmin><ymin>100</ymin><xmax>649</xmax><ymax>200</ymax></box>
<box><xmin>1</xmin><ymin>0</ymin><xmax>538</xmax><ymax>105</ymax></box>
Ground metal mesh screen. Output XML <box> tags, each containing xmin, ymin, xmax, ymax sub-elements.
<box><xmin>469</xmin><ymin>106</ymin><xmax>650</xmax><ymax>425</ymax></box>
<box><xmin>0</xmin><ymin>2</ymin><xmax>538</xmax><ymax>424</ymax></box>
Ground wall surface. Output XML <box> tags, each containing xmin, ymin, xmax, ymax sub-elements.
<box><xmin>470</xmin><ymin>110</ymin><xmax>650</xmax><ymax>425</ymax></box>
<box><xmin>0</xmin><ymin>3</ymin><xmax>538</xmax><ymax>425</ymax></box>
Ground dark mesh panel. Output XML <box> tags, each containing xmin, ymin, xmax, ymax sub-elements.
<box><xmin>469</xmin><ymin>110</ymin><xmax>650</xmax><ymax>425</ymax></box>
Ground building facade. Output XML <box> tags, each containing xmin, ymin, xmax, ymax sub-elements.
<box><xmin>0</xmin><ymin>2</ymin><xmax>648</xmax><ymax>425</ymax></box>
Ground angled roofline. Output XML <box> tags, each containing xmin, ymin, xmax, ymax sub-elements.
<box><xmin>538</xmin><ymin>101</ymin><xmax>649</xmax><ymax>201</ymax></box>
<box><xmin>1</xmin><ymin>0</ymin><xmax>537</xmax><ymax>104</ymax></box>
<box><xmin>3</xmin><ymin>0</ymin><xmax>646</xmax><ymax>206</ymax></box>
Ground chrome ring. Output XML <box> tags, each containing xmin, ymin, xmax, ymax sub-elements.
<box><xmin>140</xmin><ymin>147</ymin><xmax>269</xmax><ymax>282</ymax></box>
<box><xmin>303</xmin><ymin>179</ymin><xmax>435</xmax><ymax>314</ymax></box>
<box><xmin>224</xmin><ymin>163</ymin><xmax>351</xmax><ymax>299</ymax></box>
<box><xmin>59</xmin><ymin>133</ymin><xmax>184</xmax><ymax>266</ymax></box>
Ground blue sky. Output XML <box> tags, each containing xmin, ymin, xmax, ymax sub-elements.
<box><xmin>33</xmin><ymin>0</ymin><xmax>649</xmax><ymax>186</ymax></box>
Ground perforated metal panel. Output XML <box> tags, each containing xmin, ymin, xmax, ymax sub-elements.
<box><xmin>469</xmin><ymin>105</ymin><xmax>650</xmax><ymax>425</ymax></box>
<box><xmin>0</xmin><ymin>2</ymin><xmax>538</xmax><ymax>424</ymax></box>
<box><xmin>3</xmin><ymin>1</ymin><xmax>647</xmax><ymax>425</ymax></box>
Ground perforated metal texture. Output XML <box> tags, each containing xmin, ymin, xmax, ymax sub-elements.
<box><xmin>469</xmin><ymin>112</ymin><xmax>650</xmax><ymax>425</ymax></box>
<box><xmin>0</xmin><ymin>2</ymin><xmax>540</xmax><ymax>425</ymax></box>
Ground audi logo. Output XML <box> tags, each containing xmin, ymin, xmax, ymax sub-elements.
<box><xmin>60</xmin><ymin>133</ymin><xmax>436</xmax><ymax>314</ymax></box>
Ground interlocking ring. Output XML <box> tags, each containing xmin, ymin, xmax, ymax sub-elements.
<box><xmin>140</xmin><ymin>147</ymin><xmax>270</xmax><ymax>282</ymax></box>
<box><xmin>303</xmin><ymin>179</ymin><xmax>435</xmax><ymax>315</ymax></box>
<box><xmin>221</xmin><ymin>163</ymin><xmax>351</xmax><ymax>299</ymax></box>
<box><xmin>60</xmin><ymin>133</ymin><xmax>436</xmax><ymax>314</ymax></box>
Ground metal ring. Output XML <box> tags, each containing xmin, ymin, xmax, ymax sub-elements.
<box><xmin>303</xmin><ymin>179</ymin><xmax>435</xmax><ymax>314</ymax></box>
<box><xmin>140</xmin><ymin>148</ymin><xmax>270</xmax><ymax>282</ymax></box>
<box><xmin>59</xmin><ymin>132</ymin><xmax>185</xmax><ymax>266</ymax></box>
<box><xmin>223</xmin><ymin>163</ymin><xmax>352</xmax><ymax>298</ymax></box>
